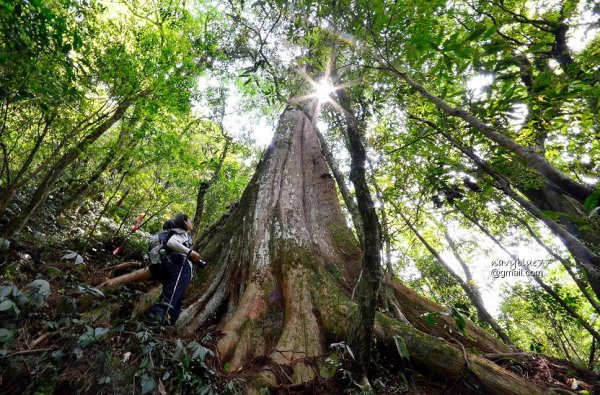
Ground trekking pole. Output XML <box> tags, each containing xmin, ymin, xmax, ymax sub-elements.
<box><xmin>164</xmin><ymin>259</ymin><xmax>185</xmax><ymax>325</ymax></box>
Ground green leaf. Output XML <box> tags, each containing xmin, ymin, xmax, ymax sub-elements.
<box><xmin>452</xmin><ymin>311</ymin><xmax>466</xmax><ymax>332</ymax></box>
<box><xmin>542</xmin><ymin>210</ymin><xmax>563</xmax><ymax>220</ymax></box>
<box><xmin>140</xmin><ymin>374</ymin><xmax>156</xmax><ymax>394</ymax></box>
<box><xmin>62</xmin><ymin>251</ymin><xmax>78</xmax><ymax>260</ymax></box>
<box><xmin>73</xmin><ymin>30</ymin><xmax>83</xmax><ymax>49</ymax></box>
<box><xmin>62</xmin><ymin>251</ymin><xmax>84</xmax><ymax>264</ymax></box>
<box><xmin>94</xmin><ymin>327</ymin><xmax>109</xmax><ymax>338</ymax></box>
<box><xmin>26</xmin><ymin>279</ymin><xmax>51</xmax><ymax>307</ymax></box>
<box><xmin>0</xmin><ymin>284</ymin><xmax>18</xmax><ymax>299</ymax></box>
<box><xmin>583</xmin><ymin>188</ymin><xmax>600</xmax><ymax>213</ymax></box>
<box><xmin>0</xmin><ymin>300</ymin><xmax>19</xmax><ymax>315</ymax></box>
<box><xmin>47</xmin><ymin>267</ymin><xmax>63</xmax><ymax>276</ymax></box>
<box><xmin>421</xmin><ymin>312</ymin><xmax>440</xmax><ymax>326</ymax></box>
<box><xmin>98</xmin><ymin>376</ymin><xmax>111</xmax><ymax>385</ymax></box>
<box><xmin>27</xmin><ymin>279</ymin><xmax>50</xmax><ymax>297</ymax></box>
<box><xmin>481</xmin><ymin>25</ymin><xmax>499</xmax><ymax>40</ymax></box>
<box><xmin>465</xmin><ymin>26</ymin><xmax>486</xmax><ymax>41</ymax></box>
<box><xmin>188</xmin><ymin>341</ymin><xmax>212</xmax><ymax>360</ymax></box>
<box><xmin>0</xmin><ymin>328</ymin><xmax>14</xmax><ymax>344</ymax></box>
<box><xmin>393</xmin><ymin>335</ymin><xmax>410</xmax><ymax>360</ymax></box>
<box><xmin>0</xmin><ymin>238</ymin><xmax>10</xmax><ymax>250</ymax></box>
<box><xmin>319</xmin><ymin>358</ymin><xmax>337</xmax><ymax>379</ymax></box>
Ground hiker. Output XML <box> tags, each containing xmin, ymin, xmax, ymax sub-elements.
<box><xmin>147</xmin><ymin>212</ymin><xmax>204</xmax><ymax>326</ymax></box>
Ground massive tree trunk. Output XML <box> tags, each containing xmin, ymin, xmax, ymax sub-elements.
<box><xmin>149</xmin><ymin>107</ymin><xmax>552</xmax><ymax>393</ymax></box>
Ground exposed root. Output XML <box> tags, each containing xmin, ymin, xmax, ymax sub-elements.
<box><xmin>389</xmin><ymin>278</ymin><xmax>510</xmax><ymax>353</ymax></box>
<box><xmin>108</xmin><ymin>261</ymin><xmax>142</xmax><ymax>277</ymax></box>
<box><xmin>450</xmin><ymin>338</ymin><xmax>472</xmax><ymax>371</ymax></box>
<box><xmin>484</xmin><ymin>352</ymin><xmax>599</xmax><ymax>393</ymax></box>
<box><xmin>177</xmin><ymin>261</ymin><xmax>230</xmax><ymax>332</ymax></box>
<box><xmin>217</xmin><ymin>280</ymin><xmax>272</xmax><ymax>368</ymax></box>
<box><xmin>310</xmin><ymin>265</ymin><xmax>544</xmax><ymax>394</ymax></box>
<box><xmin>371</xmin><ymin>314</ymin><xmax>544</xmax><ymax>395</ymax></box>
<box><xmin>96</xmin><ymin>267</ymin><xmax>151</xmax><ymax>291</ymax></box>
<box><xmin>269</xmin><ymin>267</ymin><xmax>323</xmax><ymax>368</ymax></box>
<box><xmin>1</xmin><ymin>347</ymin><xmax>56</xmax><ymax>358</ymax></box>
<box><xmin>30</xmin><ymin>331</ymin><xmax>58</xmax><ymax>348</ymax></box>
<box><xmin>379</xmin><ymin>281</ymin><xmax>410</xmax><ymax>325</ymax></box>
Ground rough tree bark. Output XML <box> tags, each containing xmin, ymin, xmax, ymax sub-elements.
<box><xmin>334</xmin><ymin>85</ymin><xmax>383</xmax><ymax>382</ymax></box>
<box><xmin>176</xmin><ymin>108</ymin><xmax>539</xmax><ymax>392</ymax></box>
<box><xmin>102</xmin><ymin>108</ymin><xmax>577</xmax><ymax>393</ymax></box>
<box><xmin>313</xmin><ymin>124</ymin><xmax>364</xmax><ymax>244</ymax></box>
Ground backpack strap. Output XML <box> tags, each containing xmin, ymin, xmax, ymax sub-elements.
<box><xmin>162</xmin><ymin>230</ymin><xmax>176</xmax><ymax>253</ymax></box>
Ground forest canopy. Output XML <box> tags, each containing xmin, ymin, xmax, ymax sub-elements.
<box><xmin>0</xmin><ymin>0</ymin><xmax>599</xmax><ymax>394</ymax></box>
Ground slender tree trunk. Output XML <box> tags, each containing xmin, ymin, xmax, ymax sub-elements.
<box><xmin>388</xmin><ymin>66</ymin><xmax>593</xmax><ymax>201</ymax></box>
<box><xmin>368</xmin><ymin>160</ymin><xmax>393</xmax><ymax>274</ymax></box>
<box><xmin>589</xmin><ymin>340</ymin><xmax>596</xmax><ymax>371</ymax></box>
<box><xmin>531</xmin><ymin>273</ymin><xmax>600</xmax><ymax>344</ymax></box>
<box><xmin>454</xmin><ymin>202</ymin><xmax>600</xmax><ymax>344</ymax></box>
<box><xmin>559</xmin><ymin>324</ymin><xmax>583</xmax><ymax>362</ymax></box>
<box><xmin>335</xmin><ymin>87</ymin><xmax>382</xmax><ymax>382</ymax></box>
<box><xmin>445</xmin><ymin>232</ymin><xmax>515</xmax><ymax>346</ymax></box>
<box><xmin>192</xmin><ymin>137</ymin><xmax>230</xmax><ymax>230</ymax></box>
<box><xmin>110</xmin><ymin>199</ymin><xmax>136</xmax><ymax>241</ymax></box>
<box><xmin>59</xmin><ymin>138</ymin><xmax>136</xmax><ymax>215</ymax></box>
<box><xmin>550</xmin><ymin>317</ymin><xmax>573</xmax><ymax>361</ymax></box>
<box><xmin>397</xmin><ymin>209</ymin><xmax>513</xmax><ymax>346</ymax></box>
<box><xmin>0</xmin><ymin>116</ymin><xmax>54</xmax><ymax>217</ymax></box>
<box><xmin>12</xmin><ymin>114</ymin><xmax>55</xmax><ymax>184</ymax></box>
<box><xmin>59</xmin><ymin>152</ymin><xmax>120</xmax><ymax>214</ymax></box>
<box><xmin>2</xmin><ymin>99</ymin><xmax>133</xmax><ymax>237</ymax></box>
<box><xmin>84</xmin><ymin>171</ymin><xmax>128</xmax><ymax>250</ymax></box>
<box><xmin>456</xmin><ymin>202</ymin><xmax>600</xmax><ymax>316</ymax></box>
<box><xmin>0</xmin><ymin>102</ymin><xmax>127</xmax><ymax>218</ymax></box>
<box><xmin>413</xmin><ymin>114</ymin><xmax>600</xmax><ymax>299</ymax></box>
<box><xmin>500</xmin><ymin>206</ymin><xmax>600</xmax><ymax>316</ymax></box>
<box><xmin>519</xmin><ymin>183</ymin><xmax>600</xmax><ymax>248</ymax></box>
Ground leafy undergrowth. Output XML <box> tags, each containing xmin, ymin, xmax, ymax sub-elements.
<box><xmin>0</xmin><ymin>240</ymin><xmax>241</xmax><ymax>394</ymax></box>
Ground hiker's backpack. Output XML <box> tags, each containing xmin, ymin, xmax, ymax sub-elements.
<box><xmin>147</xmin><ymin>230</ymin><xmax>175</xmax><ymax>264</ymax></box>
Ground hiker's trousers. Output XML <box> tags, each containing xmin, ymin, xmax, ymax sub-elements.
<box><xmin>148</xmin><ymin>255</ymin><xmax>192</xmax><ymax>326</ymax></box>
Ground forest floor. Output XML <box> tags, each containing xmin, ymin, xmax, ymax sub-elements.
<box><xmin>1</xmin><ymin>238</ymin><xmax>599</xmax><ymax>394</ymax></box>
